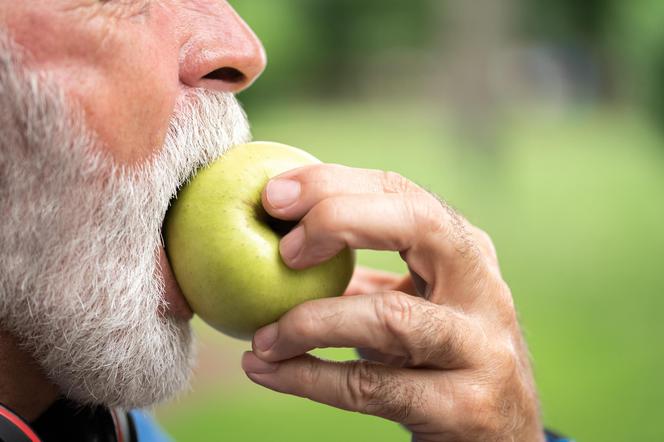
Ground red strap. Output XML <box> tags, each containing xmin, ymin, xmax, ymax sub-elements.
<box><xmin>0</xmin><ymin>405</ymin><xmax>42</xmax><ymax>442</ymax></box>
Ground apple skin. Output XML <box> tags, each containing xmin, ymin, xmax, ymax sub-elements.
<box><xmin>164</xmin><ymin>142</ymin><xmax>355</xmax><ymax>340</ymax></box>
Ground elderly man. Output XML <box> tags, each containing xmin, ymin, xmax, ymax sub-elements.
<box><xmin>0</xmin><ymin>2</ymin><xmax>569</xmax><ymax>441</ymax></box>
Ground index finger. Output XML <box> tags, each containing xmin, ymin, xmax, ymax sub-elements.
<box><xmin>262</xmin><ymin>164</ymin><xmax>490</xmax><ymax>303</ymax></box>
<box><xmin>261</xmin><ymin>163</ymin><xmax>424</xmax><ymax>220</ymax></box>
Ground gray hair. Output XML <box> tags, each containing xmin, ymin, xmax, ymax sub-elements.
<box><xmin>0</xmin><ymin>31</ymin><xmax>250</xmax><ymax>408</ymax></box>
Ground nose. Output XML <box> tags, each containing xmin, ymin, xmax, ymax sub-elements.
<box><xmin>179</xmin><ymin>1</ymin><xmax>267</xmax><ymax>93</ymax></box>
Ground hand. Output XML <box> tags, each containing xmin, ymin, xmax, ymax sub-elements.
<box><xmin>241</xmin><ymin>164</ymin><xmax>544</xmax><ymax>442</ymax></box>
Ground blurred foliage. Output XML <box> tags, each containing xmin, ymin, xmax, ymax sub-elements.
<box><xmin>519</xmin><ymin>0</ymin><xmax>613</xmax><ymax>42</ymax></box>
<box><xmin>609</xmin><ymin>0</ymin><xmax>664</xmax><ymax>128</ymax></box>
<box><xmin>232</xmin><ymin>0</ymin><xmax>437</xmax><ymax>102</ymax></box>
<box><xmin>233</xmin><ymin>0</ymin><xmax>664</xmax><ymax>128</ymax></box>
<box><xmin>520</xmin><ymin>0</ymin><xmax>664</xmax><ymax>127</ymax></box>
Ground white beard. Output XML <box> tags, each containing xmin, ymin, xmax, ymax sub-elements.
<box><xmin>0</xmin><ymin>33</ymin><xmax>250</xmax><ymax>409</ymax></box>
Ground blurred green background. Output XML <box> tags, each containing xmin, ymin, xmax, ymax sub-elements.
<box><xmin>156</xmin><ymin>1</ymin><xmax>664</xmax><ymax>441</ymax></box>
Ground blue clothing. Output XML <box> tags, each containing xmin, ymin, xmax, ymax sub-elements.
<box><xmin>546</xmin><ymin>430</ymin><xmax>574</xmax><ymax>442</ymax></box>
<box><xmin>131</xmin><ymin>411</ymin><xmax>572</xmax><ymax>442</ymax></box>
<box><xmin>130</xmin><ymin>410</ymin><xmax>173</xmax><ymax>442</ymax></box>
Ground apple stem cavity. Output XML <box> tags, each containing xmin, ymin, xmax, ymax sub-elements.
<box><xmin>254</xmin><ymin>205</ymin><xmax>298</xmax><ymax>237</ymax></box>
<box><xmin>266</xmin><ymin>216</ymin><xmax>298</xmax><ymax>237</ymax></box>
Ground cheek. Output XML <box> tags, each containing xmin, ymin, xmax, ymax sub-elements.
<box><xmin>60</xmin><ymin>30</ymin><xmax>180</xmax><ymax>165</ymax></box>
<box><xmin>63</xmin><ymin>59</ymin><xmax>179</xmax><ymax>165</ymax></box>
<box><xmin>10</xmin><ymin>8</ymin><xmax>180</xmax><ymax>165</ymax></box>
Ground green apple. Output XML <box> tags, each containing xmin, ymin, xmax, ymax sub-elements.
<box><xmin>164</xmin><ymin>141</ymin><xmax>355</xmax><ymax>340</ymax></box>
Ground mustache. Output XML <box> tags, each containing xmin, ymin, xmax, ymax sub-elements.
<box><xmin>148</xmin><ymin>89</ymin><xmax>251</xmax><ymax>208</ymax></box>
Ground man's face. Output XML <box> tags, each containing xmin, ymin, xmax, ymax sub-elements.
<box><xmin>0</xmin><ymin>1</ymin><xmax>266</xmax><ymax>408</ymax></box>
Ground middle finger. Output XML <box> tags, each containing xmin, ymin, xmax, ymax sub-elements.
<box><xmin>252</xmin><ymin>292</ymin><xmax>482</xmax><ymax>370</ymax></box>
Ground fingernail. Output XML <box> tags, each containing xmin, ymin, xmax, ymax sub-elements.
<box><xmin>254</xmin><ymin>323</ymin><xmax>279</xmax><ymax>352</ymax></box>
<box><xmin>266</xmin><ymin>179</ymin><xmax>301</xmax><ymax>208</ymax></box>
<box><xmin>242</xmin><ymin>352</ymin><xmax>279</xmax><ymax>374</ymax></box>
<box><xmin>280</xmin><ymin>225</ymin><xmax>305</xmax><ymax>263</ymax></box>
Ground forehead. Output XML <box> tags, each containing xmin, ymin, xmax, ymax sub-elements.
<box><xmin>0</xmin><ymin>0</ymin><xmax>152</xmax><ymax>24</ymax></box>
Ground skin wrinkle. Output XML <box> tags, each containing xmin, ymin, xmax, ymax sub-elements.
<box><xmin>246</xmin><ymin>157</ymin><xmax>544</xmax><ymax>440</ymax></box>
<box><xmin>381</xmin><ymin>295</ymin><xmax>432</xmax><ymax>367</ymax></box>
<box><xmin>110</xmin><ymin>0</ymin><xmax>153</xmax><ymax>20</ymax></box>
<box><xmin>370</xmin><ymin>378</ymin><xmax>416</xmax><ymax>423</ymax></box>
<box><xmin>58</xmin><ymin>2</ymin><xmax>117</xmax><ymax>30</ymax></box>
<box><xmin>370</xmin><ymin>286</ymin><xmax>476</xmax><ymax>370</ymax></box>
<box><xmin>412</xmin><ymin>308</ymin><xmax>466</xmax><ymax>369</ymax></box>
<box><xmin>360</xmin><ymin>362</ymin><xmax>423</xmax><ymax>424</ymax></box>
<box><xmin>61</xmin><ymin>0</ymin><xmax>150</xmax><ymax>19</ymax></box>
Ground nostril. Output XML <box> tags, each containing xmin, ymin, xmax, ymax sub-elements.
<box><xmin>204</xmin><ymin>67</ymin><xmax>246</xmax><ymax>84</ymax></box>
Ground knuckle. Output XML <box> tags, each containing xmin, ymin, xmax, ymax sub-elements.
<box><xmin>375</xmin><ymin>291</ymin><xmax>419</xmax><ymax>329</ymax></box>
<box><xmin>421</xmin><ymin>200</ymin><xmax>485</xmax><ymax>264</ymax></box>
<box><xmin>381</xmin><ymin>170</ymin><xmax>413</xmax><ymax>194</ymax></box>
<box><xmin>288</xmin><ymin>301</ymin><xmax>319</xmax><ymax>337</ymax></box>
<box><xmin>421</xmin><ymin>310</ymin><xmax>467</xmax><ymax>367</ymax></box>
<box><xmin>471</xmin><ymin>226</ymin><xmax>499</xmax><ymax>261</ymax></box>
<box><xmin>347</xmin><ymin>360</ymin><xmax>379</xmax><ymax>409</ymax></box>
<box><xmin>473</xmin><ymin>227</ymin><xmax>495</xmax><ymax>252</ymax></box>
<box><xmin>374</xmin><ymin>293</ymin><xmax>469</xmax><ymax>369</ymax></box>
<box><xmin>490</xmin><ymin>279</ymin><xmax>517</xmax><ymax>319</ymax></box>
<box><xmin>407</xmin><ymin>194</ymin><xmax>447</xmax><ymax>235</ymax></box>
<box><xmin>487</xmin><ymin>339</ymin><xmax>520</xmax><ymax>378</ymax></box>
<box><xmin>297</xmin><ymin>356</ymin><xmax>322</xmax><ymax>388</ymax></box>
<box><xmin>346</xmin><ymin>361</ymin><xmax>419</xmax><ymax>423</ymax></box>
